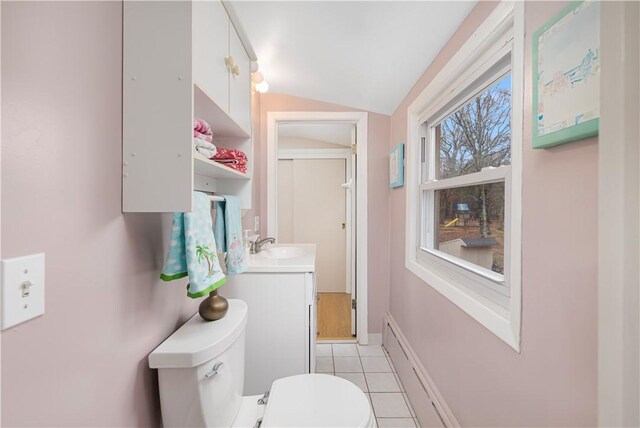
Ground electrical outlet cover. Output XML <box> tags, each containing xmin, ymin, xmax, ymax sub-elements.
<box><xmin>1</xmin><ymin>253</ymin><xmax>45</xmax><ymax>330</ymax></box>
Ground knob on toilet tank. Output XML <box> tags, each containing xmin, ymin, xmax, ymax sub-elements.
<box><xmin>204</xmin><ymin>362</ymin><xmax>225</xmax><ymax>378</ymax></box>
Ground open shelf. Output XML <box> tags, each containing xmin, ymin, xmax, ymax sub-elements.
<box><xmin>194</xmin><ymin>82</ymin><xmax>250</xmax><ymax>139</ymax></box>
<box><xmin>193</xmin><ymin>150</ymin><xmax>250</xmax><ymax>180</ymax></box>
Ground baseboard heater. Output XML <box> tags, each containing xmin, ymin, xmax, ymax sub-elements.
<box><xmin>383</xmin><ymin>313</ymin><xmax>459</xmax><ymax>428</ymax></box>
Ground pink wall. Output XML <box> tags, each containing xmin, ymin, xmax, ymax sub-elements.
<box><xmin>388</xmin><ymin>2</ymin><xmax>597</xmax><ymax>426</ymax></box>
<box><xmin>255</xmin><ymin>93</ymin><xmax>391</xmax><ymax>334</ymax></box>
<box><xmin>1</xmin><ymin>2</ymin><xmax>199</xmax><ymax>426</ymax></box>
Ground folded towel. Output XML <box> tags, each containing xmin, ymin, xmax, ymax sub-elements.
<box><xmin>213</xmin><ymin>159</ymin><xmax>246</xmax><ymax>173</ymax></box>
<box><xmin>194</xmin><ymin>138</ymin><xmax>216</xmax><ymax>150</ymax></box>
<box><xmin>161</xmin><ymin>191</ymin><xmax>226</xmax><ymax>298</ymax></box>
<box><xmin>193</xmin><ymin>138</ymin><xmax>218</xmax><ymax>155</ymax></box>
<box><xmin>212</xmin><ymin>148</ymin><xmax>247</xmax><ymax>162</ymax></box>
<box><xmin>194</xmin><ymin>138</ymin><xmax>217</xmax><ymax>158</ymax></box>
<box><xmin>196</xmin><ymin>147</ymin><xmax>217</xmax><ymax>158</ymax></box>
<box><xmin>212</xmin><ymin>148</ymin><xmax>247</xmax><ymax>173</ymax></box>
<box><xmin>194</xmin><ymin>131</ymin><xmax>213</xmax><ymax>143</ymax></box>
<box><xmin>213</xmin><ymin>195</ymin><xmax>247</xmax><ymax>275</ymax></box>
<box><xmin>193</xmin><ymin>118</ymin><xmax>213</xmax><ymax>143</ymax></box>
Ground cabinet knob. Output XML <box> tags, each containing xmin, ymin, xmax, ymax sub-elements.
<box><xmin>224</xmin><ymin>56</ymin><xmax>235</xmax><ymax>69</ymax></box>
<box><xmin>232</xmin><ymin>65</ymin><xmax>240</xmax><ymax>76</ymax></box>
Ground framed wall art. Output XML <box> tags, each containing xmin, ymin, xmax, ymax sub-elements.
<box><xmin>390</xmin><ymin>144</ymin><xmax>404</xmax><ymax>188</ymax></box>
<box><xmin>532</xmin><ymin>1</ymin><xmax>600</xmax><ymax>149</ymax></box>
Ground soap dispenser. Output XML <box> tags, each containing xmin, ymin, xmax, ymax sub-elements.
<box><xmin>243</xmin><ymin>229</ymin><xmax>252</xmax><ymax>254</ymax></box>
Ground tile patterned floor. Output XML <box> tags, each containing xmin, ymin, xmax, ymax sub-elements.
<box><xmin>316</xmin><ymin>343</ymin><xmax>419</xmax><ymax>428</ymax></box>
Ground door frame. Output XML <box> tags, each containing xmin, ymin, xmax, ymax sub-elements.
<box><xmin>598</xmin><ymin>2</ymin><xmax>639</xmax><ymax>426</ymax></box>
<box><xmin>277</xmin><ymin>149</ymin><xmax>353</xmax><ymax>295</ymax></box>
<box><xmin>267</xmin><ymin>111</ymin><xmax>369</xmax><ymax>344</ymax></box>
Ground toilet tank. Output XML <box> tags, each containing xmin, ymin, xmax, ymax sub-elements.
<box><xmin>149</xmin><ymin>299</ymin><xmax>248</xmax><ymax>428</ymax></box>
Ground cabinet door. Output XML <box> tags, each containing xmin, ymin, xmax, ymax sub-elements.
<box><xmin>192</xmin><ymin>0</ymin><xmax>229</xmax><ymax>113</ymax></box>
<box><xmin>123</xmin><ymin>1</ymin><xmax>193</xmax><ymax>212</ymax></box>
<box><xmin>228</xmin><ymin>23</ymin><xmax>252</xmax><ymax>135</ymax></box>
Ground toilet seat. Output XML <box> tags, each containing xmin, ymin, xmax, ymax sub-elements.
<box><xmin>261</xmin><ymin>374</ymin><xmax>374</xmax><ymax>428</ymax></box>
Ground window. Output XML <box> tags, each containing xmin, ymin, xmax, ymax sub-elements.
<box><xmin>418</xmin><ymin>72</ymin><xmax>512</xmax><ymax>307</ymax></box>
<box><xmin>405</xmin><ymin>2</ymin><xmax>523</xmax><ymax>351</ymax></box>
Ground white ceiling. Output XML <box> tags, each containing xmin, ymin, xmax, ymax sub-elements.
<box><xmin>232</xmin><ymin>1</ymin><xmax>476</xmax><ymax>115</ymax></box>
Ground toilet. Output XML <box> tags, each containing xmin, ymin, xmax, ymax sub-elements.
<box><xmin>148</xmin><ymin>299</ymin><xmax>375</xmax><ymax>428</ymax></box>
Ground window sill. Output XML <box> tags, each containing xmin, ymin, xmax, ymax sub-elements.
<box><xmin>405</xmin><ymin>257</ymin><xmax>520</xmax><ymax>351</ymax></box>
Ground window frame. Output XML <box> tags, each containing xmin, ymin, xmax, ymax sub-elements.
<box><xmin>405</xmin><ymin>1</ymin><xmax>523</xmax><ymax>351</ymax></box>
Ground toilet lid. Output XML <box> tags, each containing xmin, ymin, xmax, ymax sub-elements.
<box><xmin>261</xmin><ymin>374</ymin><xmax>373</xmax><ymax>428</ymax></box>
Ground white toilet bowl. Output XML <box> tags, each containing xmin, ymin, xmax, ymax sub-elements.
<box><xmin>149</xmin><ymin>299</ymin><xmax>374</xmax><ymax>428</ymax></box>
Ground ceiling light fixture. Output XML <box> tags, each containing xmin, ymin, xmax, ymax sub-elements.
<box><xmin>251</xmin><ymin>62</ymin><xmax>269</xmax><ymax>93</ymax></box>
<box><xmin>251</xmin><ymin>71</ymin><xmax>264</xmax><ymax>84</ymax></box>
<box><xmin>255</xmin><ymin>81</ymin><xmax>269</xmax><ymax>93</ymax></box>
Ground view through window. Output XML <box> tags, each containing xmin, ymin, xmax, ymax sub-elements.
<box><xmin>430</xmin><ymin>73</ymin><xmax>511</xmax><ymax>276</ymax></box>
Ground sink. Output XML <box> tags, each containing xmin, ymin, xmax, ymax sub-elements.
<box><xmin>260</xmin><ymin>246</ymin><xmax>306</xmax><ymax>259</ymax></box>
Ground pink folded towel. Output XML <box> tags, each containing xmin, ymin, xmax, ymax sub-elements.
<box><xmin>193</xmin><ymin>118</ymin><xmax>213</xmax><ymax>143</ymax></box>
<box><xmin>212</xmin><ymin>148</ymin><xmax>247</xmax><ymax>173</ymax></box>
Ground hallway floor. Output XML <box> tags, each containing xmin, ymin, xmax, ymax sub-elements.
<box><xmin>316</xmin><ymin>343</ymin><xmax>419</xmax><ymax>427</ymax></box>
<box><xmin>317</xmin><ymin>292</ymin><xmax>353</xmax><ymax>339</ymax></box>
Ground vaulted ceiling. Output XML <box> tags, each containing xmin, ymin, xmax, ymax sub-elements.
<box><xmin>233</xmin><ymin>1</ymin><xmax>476</xmax><ymax>115</ymax></box>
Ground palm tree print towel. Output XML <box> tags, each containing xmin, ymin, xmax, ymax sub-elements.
<box><xmin>160</xmin><ymin>192</ymin><xmax>226</xmax><ymax>298</ymax></box>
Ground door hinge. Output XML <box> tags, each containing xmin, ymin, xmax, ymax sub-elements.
<box><xmin>351</xmin><ymin>143</ymin><xmax>357</xmax><ymax>155</ymax></box>
<box><xmin>352</xmin><ymin>299</ymin><xmax>357</xmax><ymax>310</ymax></box>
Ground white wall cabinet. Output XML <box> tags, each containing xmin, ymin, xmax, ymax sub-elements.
<box><xmin>123</xmin><ymin>0</ymin><xmax>256</xmax><ymax>213</ymax></box>
<box><xmin>229</xmin><ymin>26</ymin><xmax>252</xmax><ymax>134</ymax></box>
<box><xmin>192</xmin><ymin>0</ymin><xmax>229</xmax><ymax>114</ymax></box>
<box><xmin>223</xmin><ymin>272</ymin><xmax>317</xmax><ymax>395</ymax></box>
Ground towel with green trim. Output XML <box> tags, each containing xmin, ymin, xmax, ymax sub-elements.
<box><xmin>161</xmin><ymin>191</ymin><xmax>226</xmax><ymax>298</ymax></box>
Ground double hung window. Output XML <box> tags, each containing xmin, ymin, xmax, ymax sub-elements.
<box><xmin>405</xmin><ymin>2</ymin><xmax>523</xmax><ymax>350</ymax></box>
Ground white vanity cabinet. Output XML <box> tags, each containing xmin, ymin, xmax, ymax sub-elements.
<box><xmin>222</xmin><ymin>246</ymin><xmax>318</xmax><ymax>395</ymax></box>
<box><xmin>123</xmin><ymin>0</ymin><xmax>255</xmax><ymax>213</ymax></box>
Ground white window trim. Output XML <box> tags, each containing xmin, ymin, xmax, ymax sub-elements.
<box><xmin>405</xmin><ymin>1</ymin><xmax>523</xmax><ymax>351</ymax></box>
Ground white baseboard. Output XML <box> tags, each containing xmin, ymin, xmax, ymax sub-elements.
<box><xmin>317</xmin><ymin>333</ymin><xmax>381</xmax><ymax>346</ymax></box>
<box><xmin>383</xmin><ymin>313</ymin><xmax>459</xmax><ymax>428</ymax></box>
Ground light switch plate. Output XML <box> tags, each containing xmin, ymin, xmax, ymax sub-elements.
<box><xmin>1</xmin><ymin>253</ymin><xmax>45</xmax><ymax>330</ymax></box>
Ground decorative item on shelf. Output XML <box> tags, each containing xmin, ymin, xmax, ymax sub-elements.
<box><xmin>198</xmin><ymin>289</ymin><xmax>229</xmax><ymax>321</ymax></box>
<box><xmin>532</xmin><ymin>0</ymin><xmax>600</xmax><ymax>149</ymax></box>
<box><xmin>389</xmin><ymin>143</ymin><xmax>404</xmax><ymax>188</ymax></box>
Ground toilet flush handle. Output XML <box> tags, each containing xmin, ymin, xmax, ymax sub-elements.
<box><xmin>204</xmin><ymin>362</ymin><xmax>224</xmax><ymax>379</ymax></box>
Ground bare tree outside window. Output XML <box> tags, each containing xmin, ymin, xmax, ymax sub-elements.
<box><xmin>434</xmin><ymin>73</ymin><xmax>511</xmax><ymax>274</ymax></box>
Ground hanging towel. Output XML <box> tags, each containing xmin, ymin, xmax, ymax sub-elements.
<box><xmin>213</xmin><ymin>195</ymin><xmax>247</xmax><ymax>275</ymax></box>
<box><xmin>161</xmin><ymin>192</ymin><xmax>226</xmax><ymax>298</ymax></box>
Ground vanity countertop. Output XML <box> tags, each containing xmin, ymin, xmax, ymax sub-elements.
<box><xmin>245</xmin><ymin>243</ymin><xmax>316</xmax><ymax>273</ymax></box>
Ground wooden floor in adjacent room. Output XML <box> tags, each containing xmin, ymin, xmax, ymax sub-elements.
<box><xmin>317</xmin><ymin>292</ymin><xmax>353</xmax><ymax>340</ymax></box>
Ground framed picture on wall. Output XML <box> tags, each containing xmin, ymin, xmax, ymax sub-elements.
<box><xmin>532</xmin><ymin>0</ymin><xmax>600</xmax><ymax>149</ymax></box>
<box><xmin>389</xmin><ymin>144</ymin><xmax>404</xmax><ymax>188</ymax></box>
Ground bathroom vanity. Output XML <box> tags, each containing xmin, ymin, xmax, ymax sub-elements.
<box><xmin>222</xmin><ymin>244</ymin><xmax>317</xmax><ymax>395</ymax></box>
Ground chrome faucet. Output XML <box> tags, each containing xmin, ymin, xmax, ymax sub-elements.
<box><xmin>250</xmin><ymin>236</ymin><xmax>275</xmax><ymax>254</ymax></box>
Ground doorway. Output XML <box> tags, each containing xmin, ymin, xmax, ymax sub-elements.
<box><xmin>267</xmin><ymin>111</ymin><xmax>369</xmax><ymax>343</ymax></box>
<box><xmin>277</xmin><ymin>124</ymin><xmax>355</xmax><ymax>339</ymax></box>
